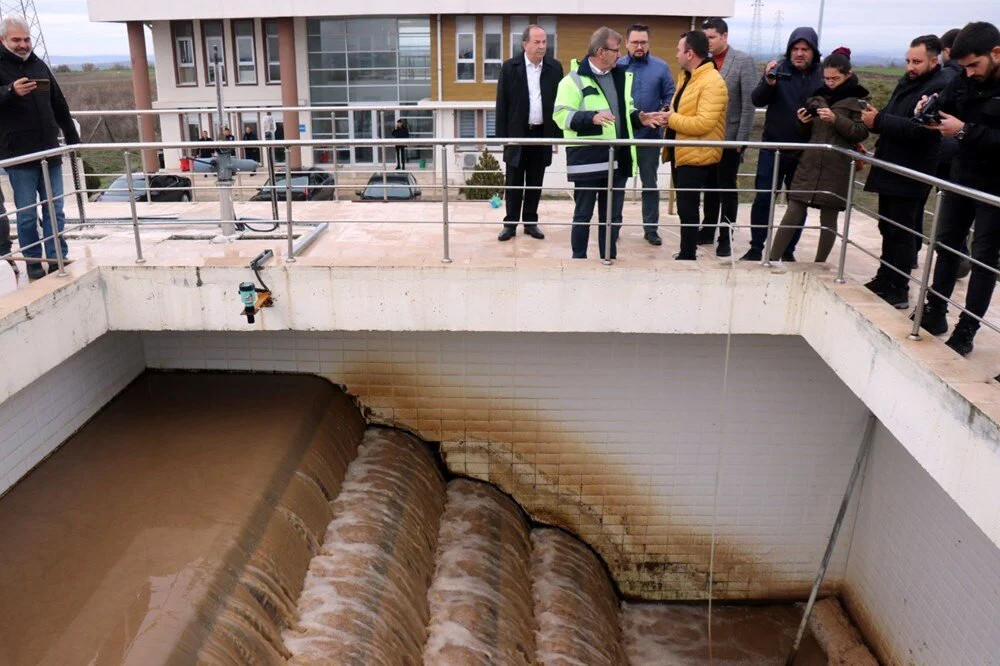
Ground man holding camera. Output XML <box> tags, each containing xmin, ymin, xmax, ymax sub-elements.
<box><xmin>0</xmin><ymin>16</ymin><xmax>79</xmax><ymax>280</ymax></box>
<box><xmin>861</xmin><ymin>35</ymin><xmax>949</xmax><ymax>310</ymax></box>
<box><xmin>913</xmin><ymin>21</ymin><xmax>1000</xmax><ymax>356</ymax></box>
<box><xmin>740</xmin><ymin>27</ymin><xmax>823</xmax><ymax>262</ymax></box>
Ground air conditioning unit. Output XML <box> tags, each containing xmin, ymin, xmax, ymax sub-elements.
<box><xmin>462</xmin><ymin>153</ymin><xmax>478</xmax><ymax>169</ymax></box>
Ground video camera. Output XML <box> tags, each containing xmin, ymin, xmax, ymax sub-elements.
<box><xmin>766</xmin><ymin>68</ymin><xmax>793</xmax><ymax>82</ymax></box>
<box><xmin>913</xmin><ymin>93</ymin><xmax>942</xmax><ymax>125</ymax></box>
<box><xmin>804</xmin><ymin>99</ymin><xmax>823</xmax><ymax>118</ymax></box>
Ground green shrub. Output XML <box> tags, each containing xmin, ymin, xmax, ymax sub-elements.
<box><xmin>460</xmin><ymin>149</ymin><xmax>505</xmax><ymax>200</ymax></box>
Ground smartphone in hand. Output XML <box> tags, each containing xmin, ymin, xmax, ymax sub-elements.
<box><xmin>29</xmin><ymin>79</ymin><xmax>50</xmax><ymax>93</ymax></box>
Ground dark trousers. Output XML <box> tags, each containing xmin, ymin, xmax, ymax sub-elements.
<box><xmin>0</xmin><ymin>184</ymin><xmax>10</xmax><ymax>257</ymax></box>
<box><xmin>503</xmin><ymin>129</ymin><xmax>548</xmax><ymax>229</ymax></box>
<box><xmin>928</xmin><ymin>191</ymin><xmax>1000</xmax><ymax>328</ymax></box>
<box><xmin>571</xmin><ymin>175</ymin><xmax>627</xmax><ymax>259</ymax></box>
<box><xmin>675</xmin><ymin>164</ymin><xmax>714</xmax><ymax>258</ymax></box>
<box><xmin>395</xmin><ymin>146</ymin><xmax>406</xmax><ymax>169</ymax></box>
<box><xmin>876</xmin><ymin>195</ymin><xmax>925</xmax><ymax>289</ymax></box>
<box><xmin>701</xmin><ymin>148</ymin><xmax>742</xmax><ymax>244</ymax></box>
<box><xmin>636</xmin><ymin>145</ymin><xmax>661</xmax><ymax>233</ymax></box>
<box><xmin>749</xmin><ymin>149</ymin><xmax>804</xmax><ymax>253</ymax></box>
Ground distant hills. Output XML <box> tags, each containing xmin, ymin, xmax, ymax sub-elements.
<box><xmin>49</xmin><ymin>55</ymin><xmax>152</xmax><ymax>70</ymax></box>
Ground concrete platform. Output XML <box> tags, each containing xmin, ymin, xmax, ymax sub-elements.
<box><xmin>4</xmin><ymin>198</ymin><xmax>997</xmax><ymax>375</ymax></box>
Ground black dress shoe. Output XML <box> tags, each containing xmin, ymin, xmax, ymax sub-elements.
<box><xmin>572</xmin><ymin>252</ymin><xmax>587</xmax><ymax>259</ymax></box>
<box><xmin>498</xmin><ymin>227</ymin><xmax>516</xmax><ymax>241</ymax></box>
<box><xmin>644</xmin><ymin>232</ymin><xmax>662</xmax><ymax>246</ymax></box>
<box><xmin>26</xmin><ymin>263</ymin><xmax>46</xmax><ymax>280</ymax></box>
<box><xmin>716</xmin><ymin>242</ymin><xmax>732</xmax><ymax>258</ymax></box>
<box><xmin>673</xmin><ymin>252</ymin><xmax>696</xmax><ymax>261</ymax></box>
<box><xmin>696</xmin><ymin>227</ymin><xmax>715</xmax><ymax>245</ymax></box>
<box><xmin>524</xmin><ymin>225</ymin><xmax>545</xmax><ymax>239</ymax></box>
<box><xmin>739</xmin><ymin>248</ymin><xmax>762</xmax><ymax>261</ymax></box>
<box><xmin>782</xmin><ymin>251</ymin><xmax>797</xmax><ymax>262</ymax></box>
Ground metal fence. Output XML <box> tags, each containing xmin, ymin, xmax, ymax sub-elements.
<box><xmin>1</xmin><ymin>135</ymin><xmax>999</xmax><ymax>344</ymax></box>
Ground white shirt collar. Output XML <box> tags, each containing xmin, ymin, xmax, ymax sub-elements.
<box><xmin>587</xmin><ymin>58</ymin><xmax>610</xmax><ymax>76</ymax></box>
<box><xmin>524</xmin><ymin>53</ymin><xmax>543</xmax><ymax>70</ymax></box>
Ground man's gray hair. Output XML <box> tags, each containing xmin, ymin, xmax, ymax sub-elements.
<box><xmin>587</xmin><ymin>27</ymin><xmax>622</xmax><ymax>56</ymax></box>
<box><xmin>0</xmin><ymin>16</ymin><xmax>30</xmax><ymax>41</ymax></box>
<box><xmin>521</xmin><ymin>24</ymin><xmax>545</xmax><ymax>44</ymax></box>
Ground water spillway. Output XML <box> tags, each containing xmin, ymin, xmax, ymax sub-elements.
<box><xmin>0</xmin><ymin>370</ymin><xmax>874</xmax><ymax>664</ymax></box>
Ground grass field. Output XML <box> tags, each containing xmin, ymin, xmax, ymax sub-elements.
<box><xmin>57</xmin><ymin>68</ymin><xmax>157</xmax><ymax>187</ymax></box>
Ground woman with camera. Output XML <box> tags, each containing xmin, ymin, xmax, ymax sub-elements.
<box><xmin>768</xmin><ymin>47</ymin><xmax>870</xmax><ymax>262</ymax></box>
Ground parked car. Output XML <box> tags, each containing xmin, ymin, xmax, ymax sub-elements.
<box><xmin>356</xmin><ymin>171</ymin><xmax>421</xmax><ymax>200</ymax></box>
<box><xmin>95</xmin><ymin>174</ymin><xmax>193</xmax><ymax>202</ymax></box>
<box><xmin>249</xmin><ymin>168</ymin><xmax>337</xmax><ymax>202</ymax></box>
<box><xmin>191</xmin><ymin>156</ymin><xmax>260</xmax><ymax>174</ymax></box>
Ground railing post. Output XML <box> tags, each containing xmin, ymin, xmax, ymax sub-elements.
<box><xmin>603</xmin><ymin>144</ymin><xmax>614</xmax><ymax>266</ymax></box>
<box><xmin>284</xmin><ymin>155</ymin><xmax>295</xmax><ymax>262</ymax></box>
<box><xmin>70</xmin><ymin>150</ymin><xmax>87</xmax><ymax>227</ymax></box>
<box><xmin>909</xmin><ymin>190</ymin><xmax>943</xmax><ymax>340</ymax></box>
<box><xmin>267</xmin><ymin>146</ymin><xmax>279</xmax><ymax>221</ymax></box>
<box><xmin>762</xmin><ymin>149</ymin><xmax>781</xmax><ymax>267</ymax></box>
<box><xmin>39</xmin><ymin>158</ymin><xmax>67</xmax><ymax>277</ymax></box>
<box><xmin>381</xmin><ymin>110</ymin><xmax>389</xmax><ymax>203</ymax></box>
<box><xmin>440</xmin><ymin>144</ymin><xmax>452</xmax><ymax>264</ymax></box>
<box><xmin>834</xmin><ymin>160</ymin><xmax>857</xmax><ymax>284</ymax></box>
<box><xmin>123</xmin><ymin>151</ymin><xmax>145</xmax><ymax>264</ymax></box>
<box><xmin>331</xmin><ymin>140</ymin><xmax>340</xmax><ymax>201</ymax></box>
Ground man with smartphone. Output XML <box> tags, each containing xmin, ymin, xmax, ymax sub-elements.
<box><xmin>0</xmin><ymin>16</ymin><xmax>80</xmax><ymax>280</ymax></box>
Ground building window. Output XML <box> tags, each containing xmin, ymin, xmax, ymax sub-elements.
<box><xmin>538</xmin><ymin>16</ymin><xmax>557</xmax><ymax>59</ymax></box>
<box><xmin>485</xmin><ymin>110</ymin><xmax>497</xmax><ymax>138</ymax></box>
<box><xmin>202</xmin><ymin>20</ymin><xmax>227</xmax><ymax>85</ymax></box>
<box><xmin>456</xmin><ymin>16</ymin><xmax>475</xmax><ymax>81</ymax></box>
<box><xmin>510</xmin><ymin>15</ymin><xmax>529</xmax><ymax>57</ymax></box>
<box><xmin>264</xmin><ymin>19</ymin><xmax>280</xmax><ymax>83</ymax></box>
<box><xmin>483</xmin><ymin>16</ymin><xmax>502</xmax><ymax>81</ymax></box>
<box><xmin>171</xmin><ymin>21</ymin><xmax>197</xmax><ymax>86</ymax></box>
<box><xmin>457</xmin><ymin>109</ymin><xmax>477</xmax><ymax>149</ymax></box>
<box><xmin>231</xmin><ymin>19</ymin><xmax>256</xmax><ymax>85</ymax></box>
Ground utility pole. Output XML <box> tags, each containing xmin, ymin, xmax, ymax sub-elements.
<box><xmin>771</xmin><ymin>10</ymin><xmax>784</xmax><ymax>58</ymax></box>
<box><xmin>748</xmin><ymin>0</ymin><xmax>765</xmax><ymax>62</ymax></box>
<box><xmin>818</xmin><ymin>0</ymin><xmax>826</xmax><ymax>46</ymax></box>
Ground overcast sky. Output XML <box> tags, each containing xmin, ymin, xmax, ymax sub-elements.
<box><xmin>30</xmin><ymin>0</ymin><xmax>1000</xmax><ymax>57</ymax></box>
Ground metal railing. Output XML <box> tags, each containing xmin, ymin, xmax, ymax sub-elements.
<box><xmin>2</xmin><ymin>135</ymin><xmax>999</xmax><ymax>345</ymax></box>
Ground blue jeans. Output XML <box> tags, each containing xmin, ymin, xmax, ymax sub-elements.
<box><xmin>636</xmin><ymin>146</ymin><xmax>660</xmax><ymax>232</ymax></box>
<box><xmin>749</xmin><ymin>149</ymin><xmax>804</xmax><ymax>253</ymax></box>
<box><xmin>7</xmin><ymin>162</ymin><xmax>68</xmax><ymax>260</ymax></box>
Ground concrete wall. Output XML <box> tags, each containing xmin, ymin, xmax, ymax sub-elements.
<box><xmin>843</xmin><ymin>422</ymin><xmax>1000</xmax><ymax>665</ymax></box>
<box><xmin>0</xmin><ymin>332</ymin><xmax>145</xmax><ymax>495</ymax></box>
<box><xmin>143</xmin><ymin>329</ymin><xmax>869</xmax><ymax>601</ymax></box>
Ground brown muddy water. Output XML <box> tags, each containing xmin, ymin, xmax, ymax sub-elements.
<box><xmin>0</xmin><ymin>372</ymin><xmax>849</xmax><ymax>665</ymax></box>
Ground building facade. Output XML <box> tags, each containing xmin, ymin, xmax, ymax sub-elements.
<box><xmin>87</xmin><ymin>3</ymin><xmax>735</xmax><ymax>178</ymax></box>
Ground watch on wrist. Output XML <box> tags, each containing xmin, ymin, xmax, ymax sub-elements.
<box><xmin>955</xmin><ymin>124</ymin><xmax>968</xmax><ymax>141</ymax></box>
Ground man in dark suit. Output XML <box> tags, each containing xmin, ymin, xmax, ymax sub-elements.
<box><xmin>495</xmin><ymin>25</ymin><xmax>563</xmax><ymax>241</ymax></box>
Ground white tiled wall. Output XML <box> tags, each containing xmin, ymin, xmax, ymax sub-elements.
<box><xmin>843</xmin><ymin>423</ymin><xmax>1000</xmax><ymax>665</ymax></box>
<box><xmin>144</xmin><ymin>330</ymin><xmax>870</xmax><ymax>600</ymax></box>
<box><xmin>0</xmin><ymin>332</ymin><xmax>145</xmax><ymax>496</ymax></box>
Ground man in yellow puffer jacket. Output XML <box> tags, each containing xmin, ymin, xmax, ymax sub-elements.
<box><xmin>663</xmin><ymin>30</ymin><xmax>728</xmax><ymax>259</ymax></box>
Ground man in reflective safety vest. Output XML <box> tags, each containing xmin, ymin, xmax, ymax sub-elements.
<box><xmin>553</xmin><ymin>26</ymin><xmax>667</xmax><ymax>260</ymax></box>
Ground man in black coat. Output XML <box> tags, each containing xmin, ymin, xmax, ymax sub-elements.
<box><xmin>861</xmin><ymin>35</ymin><xmax>950</xmax><ymax>309</ymax></box>
<box><xmin>740</xmin><ymin>27</ymin><xmax>823</xmax><ymax>262</ymax></box>
<box><xmin>913</xmin><ymin>21</ymin><xmax>1000</xmax><ymax>357</ymax></box>
<box><xmin>495</xmin><ymin>25</ymin><xmax>563</xmax><ymax>241</ymax></box>
<box><xmin>0</xmin><ymin>16</ymin><xmax>80</xmax><ymax>280</ymax></box>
